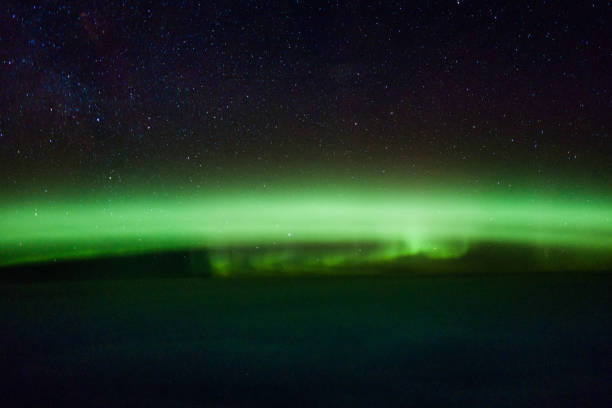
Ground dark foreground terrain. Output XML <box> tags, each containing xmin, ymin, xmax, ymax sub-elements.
<box><xmin>1</xmin><ymin>271</ymin><xmax>611</xmax><ymax>407</ymax></box>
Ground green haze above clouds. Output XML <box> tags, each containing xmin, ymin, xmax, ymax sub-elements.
<box><xmin>2</xmin><ymin>183</ymin><xmax>612</xmax><ymax>275</ymax></box>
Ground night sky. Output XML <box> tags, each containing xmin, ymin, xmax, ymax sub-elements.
<box><xmin>4</xmin><ymin>5</ymin><xmax>612</xmax><ymax>406</ymax></box>
<box><xmin>2</xmin><ymin>1</ymin><xmax>611</xmax><ymax>188</ymax></box>
<box><xmin>1</xmin><ymin>1</ymin><xmax>612</xmax><ymax>271</ymax></box>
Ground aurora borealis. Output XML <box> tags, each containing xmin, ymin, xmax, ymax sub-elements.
<box><xmin>2</xmin><ymin>184</ymin><xmax>612</xmax><ymax>275</ymax></box>
<box><xmin>2</xmin><ymin>2</ymin><xmax>612</xmax><ymax>406</ymax></box>
<box><xmin>0</xmin><ymin>0</ymin><xmax>611</xmax><ymax>278</ymax></box>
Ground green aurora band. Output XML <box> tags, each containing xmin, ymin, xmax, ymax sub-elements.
<box><xmin>1</xmin><ymin>186</ymin><xmax>612</xmax><ymax>275</ymax></box>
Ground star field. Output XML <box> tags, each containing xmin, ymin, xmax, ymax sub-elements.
<box><xmin>1</xmin><ymin>1</ymin><xmax>610</xmax><ymax>194</ymax></box>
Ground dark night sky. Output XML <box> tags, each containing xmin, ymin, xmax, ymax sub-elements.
<box><xmin>1</xmin><ymin>1</ymin><xmax>611</xmax><ymax>192</ymax></box>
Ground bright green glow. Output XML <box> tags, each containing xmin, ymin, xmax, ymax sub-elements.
<box><xmin>1</xmin><ymin>187</ymin><xmax>612</xmax><ymax>274</ymax></box>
